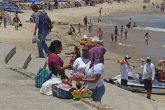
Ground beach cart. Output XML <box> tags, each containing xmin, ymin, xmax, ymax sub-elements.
<box><xmin>79</xmin><ymin>34</ymin><xmax>103</xmax><ymax>49</ymax></box>
<box><xmin>156</xmin><ymin>59</ymin><xmax>165</xmax><ymax>82</ymax></box>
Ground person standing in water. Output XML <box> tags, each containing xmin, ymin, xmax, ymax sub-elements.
<box><xmin>120</xmin><ymin>25</ymin><xmax>124</xmax><ymax>38</ymax></box>
<box><xmin>110</xmin><ymin>33</ymin><xmax>114</xmax><ymax>43</ymax></box>
<box><xmin>144</xmin><ymin>32</ymin><xmax>151</xmax><ymax>45</ymax></box>
<box><xmin>124</xmin><ymin>25</ymin><xmax>128</xmax><ymax>39</ymax></box>
<box><xmin>97</xmin><ymin>28</ymin><xmax>104</xmax><ymax>40</ymax></box>
<box><xmin>114</xmin><ymin>26</ymin><xmax>118</xmax><ymax>43</ymax></box>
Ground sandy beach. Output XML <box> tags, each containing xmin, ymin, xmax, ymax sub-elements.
<box><xmin>0</xmin><ymin>0</ymin><xmax>165</xmax><ymax>105</ymax></box>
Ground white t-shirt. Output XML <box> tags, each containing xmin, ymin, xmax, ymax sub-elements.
<box><xmin>85</xmin><ymin>62</ymin><xmax>104</xmax><ymax>89</ymax></box>
<box><xmin>142</xmin><ymin>63</ymin><xmax>155</xmax><ymax>80</ymax></box>
<box><xmin>144</xmin><ymin>35</ymin><xmax>151</xmax><ymax>40</ymax></box>
<box><xmin>120</xmin><ymin>63</ymin><xmax>133</xmax><ymax>80</ymax></box>
<box><xmin>124</xmin><ymin>26</ymin><xmax>128</xmax><ymax>33</ymax></box>
<box><xmin>73</xmin><ymin>57</ymin><xmax>90</xmax><ymax>73</ymax></box>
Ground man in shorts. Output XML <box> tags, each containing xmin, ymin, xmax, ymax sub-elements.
<box><xmin>142</xmin><ymin>57</ymin><xmax>155</xmax><ymax>99</ymax></box>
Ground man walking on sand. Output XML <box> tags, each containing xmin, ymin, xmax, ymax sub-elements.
<box><xmin>84</xmin><ymin>16</ymin><xmax>88</xmax><ymax>27</ymax></box>
<box><xmin>33</xmin><ymin>5</ymin><xmax>49</xmax><ymax>58</ymax></box>
<box><xmin>142</xmin><ymin>57</ymin><xmax>155</xmax><ymax>99</ymax></box>
<box><xmin>87</xmin><ymin>19</ymin><xmax>93</xmax><ymax>33</ymax></box>
<box><xmin>99</xmin><ymin>7</ymin><xmax>102</xmax><ymax>17</ymax></box>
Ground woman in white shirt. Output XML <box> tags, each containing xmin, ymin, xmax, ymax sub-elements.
<box><xmin>78</xmin><ymin>46</ymin><xmax>106</xmax><ymax>102</ymax></box>
<box><xmin>120</xmin><ymin>55</ymin><xmax>134</xmax><ymax>86</ymax></box>
<box><xmin>73</xmin><ymin>46</ymin><xmax>90</xmax><ymax>89</ymax></box>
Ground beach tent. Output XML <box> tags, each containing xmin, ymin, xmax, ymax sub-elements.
<box><xmin>0</xmin><ymin>1</ymin><xmax>23</xmax><ymax>13</ymax></box>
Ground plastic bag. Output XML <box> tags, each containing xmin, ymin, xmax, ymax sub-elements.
<box><xmin>32</xmin><ymin>36</ymin><xmax>39</xmax><ymax>44</ymax></box>
<box><xmin>69</xmin><ymin>72</ymin><xmax>85</xmax><ymax>81</ymax></box>
<box><xmin>40</xmin><ymin>77</ymin><xmax>62</xmax><ymax>96</ymax></box>
<box><xmin>46</xmin><ymin>34</ymin><xmax>52</xmax><ymax>41</ymax></box>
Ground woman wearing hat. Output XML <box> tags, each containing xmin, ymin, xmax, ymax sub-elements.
<box><xmin>142</xmin><ymin>57</ymin><xmax>155</xmax><ymax>99</ymax></box>
<box><xmin>120</xmin><ymin>55</ymin><xmax>134</xmax><ymax>87</ymax></box>
<box><xmin>72</xmin><ymin>46</ymin><xmax>90</xmax><ymax>89</ymax></box>
<box><xmin>76</xmin><ymin>46</ymin><xmax>106</xmax><ymax>102</ymax></box>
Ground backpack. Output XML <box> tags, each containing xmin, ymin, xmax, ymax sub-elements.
<box><xmin>44</xmin><ymin>14</ymin><xmax>53</xmax><ymax>30</ymax></box>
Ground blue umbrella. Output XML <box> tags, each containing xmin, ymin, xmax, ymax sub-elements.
<box><xmin>29</xmin><ymin>0</ymin><xmax>37</xmax><ymax>2</ymax></box>
<box><xmin>0</xmin><ymin>1</ymin><xmax>23</xmax><ymax>13</ymax></box>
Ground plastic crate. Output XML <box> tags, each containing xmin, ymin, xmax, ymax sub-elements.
<box><xmin>52</xmin><ymin>84</ymin><xmax>74</xmax><ymax>99</ymax></box>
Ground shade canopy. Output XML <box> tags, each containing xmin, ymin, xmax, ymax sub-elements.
<box><xmin>0</xmin><ymin>1</ymin><xmax>23</xmax><ymax>13</ymax></box>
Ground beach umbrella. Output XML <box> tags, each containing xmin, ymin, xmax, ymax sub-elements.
<box><xmin>0</xmin><ymin>1</ymin><xmax>23</xmax><ymax>13</ymax></box>
<box><xmin>29</xmin><ymin>0</ymin><xmax>37</xmax><ymax>2</ymax></box>
<box><xmin>5</xmin><ymin>8</ymin><xmax>24</xmax><ymax>13</ymax></box>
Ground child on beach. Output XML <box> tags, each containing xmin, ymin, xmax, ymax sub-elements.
<box><xmin>124</xmin><ymin>25</ymin><xmax>128</xmax><ymax>39</ymax></box>
<box><xmin>65</xmin><ymin>46</ymin><xmax>81</xmax><ymax>65</ymax></box>
<box><xmin>144</xmin><ymin>32</ymin><xmax>151</xmax><ymax>45</ymax></box>
<box><xmin>13</xmin><ymin>14</ymin><xmax>21</xmax><ymax>30</ymax></box>
<box><xmin>68</xmin><ymin>24</ymin><xmax>77</xmax><ymax>36</ymax></box>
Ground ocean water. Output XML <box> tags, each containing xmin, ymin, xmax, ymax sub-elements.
<box><xmin>101</xmin><ymin>12</ymin><xmax>165</xmax><ymax>60</ymax></box>
<box><xmin>104</xmin><ymin>13</ymin><xmax>165</xmax><ymax>32</ymax></box>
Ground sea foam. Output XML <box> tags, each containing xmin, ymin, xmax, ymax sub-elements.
<box><xmin>135</xmin><ymin>27</ymin><xmax>165</xmax><ymax>32</ymax></box>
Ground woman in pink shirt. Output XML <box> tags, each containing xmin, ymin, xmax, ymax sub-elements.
<box><xmin>48</xmin><ymin>40</ymin><xmax>71</xmax><ymax>79</ymax></box>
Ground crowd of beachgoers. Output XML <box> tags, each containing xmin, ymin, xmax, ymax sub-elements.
<box><xmin>0</xmin><ymin>0</ymin><xmax>165</xmax><ymax>104</ymax></box>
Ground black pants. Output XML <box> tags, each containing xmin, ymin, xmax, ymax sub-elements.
<box><xmin>121</xmin><ymin>79</ymin><xmax>128</xmax><ymax>86</ymax></box>
<box><xmin>144</xmin><ymin>79</ymin><xmax>152</xmax><ymax>90</ymax></box>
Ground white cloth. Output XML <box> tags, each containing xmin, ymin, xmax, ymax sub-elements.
<box><xmin>40</xmin><ymin>77</ymin><xmax>62</xmax><ymax>96</ymax></box>
<box><xmin>85</xmin><ymin>62</ymin><xmax>104</xmax><ymax>89</ymax></box>
<box><xmin>73</xmin><ymin>57</ymin><xmax>90</xmax><ymax>73</ymax></box>
<box><xmin>142</xmin><ymin>63</ymin><xmax>155</xmax><ymax>80</ymax></box>
<box><xmin>120</xmin><ymin>63</ymin><xmax>133</xmax><ymax>80</ymax></box>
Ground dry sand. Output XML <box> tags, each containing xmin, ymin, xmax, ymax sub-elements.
<box><xmin>0</xmin><ymin>0</ymin><xmax>165</xmax><ymax>104</ymax></box>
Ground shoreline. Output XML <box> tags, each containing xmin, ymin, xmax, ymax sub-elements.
<box><xmin>0</xmin><ymin>1</ymin><xmax>165</xmax><ymax>104</ymax></box>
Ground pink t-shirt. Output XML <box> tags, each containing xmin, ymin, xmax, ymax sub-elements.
<box><xmin>97</xmin><ymin>31</ymin><xmax>103</xmax><ymax>37</ymax></box>
<box><xmin>48</xmin><ymin>53</ymin><xmax>64</xmax><ymax>75</ymax></box>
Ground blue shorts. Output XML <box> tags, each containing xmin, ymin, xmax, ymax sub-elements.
<box><xmin>90</xmin><ymin>85</ymin><xmax>105</xmax><ymax>102</ymax></box>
